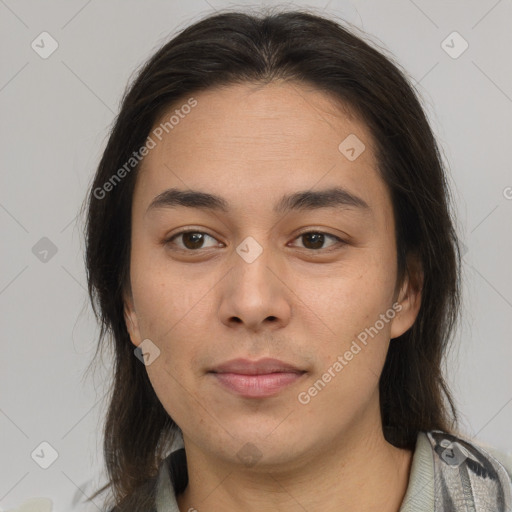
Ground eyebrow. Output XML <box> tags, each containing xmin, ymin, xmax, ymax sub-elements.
<box><xmin>145</xmin><ymin>186</ymin><xmax>370</xmax><ymax>216</ymax></box>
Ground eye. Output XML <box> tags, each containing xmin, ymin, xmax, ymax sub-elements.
<box><xmin>164</xmin><ymin>229</ymin><xmax>344</xmax><ymax>252</ymax></box>
<box><xmin>165</xmin><ymin>230</ymin><xmax>222</xmax><ymax>251</ymax></box>
<box><xmin>289</xmin><ymin>231</ymin><xmax>345</xmax><ymax>251</ymax></box>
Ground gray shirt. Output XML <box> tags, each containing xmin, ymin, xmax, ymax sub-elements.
<box><xmin>154</xmin><ymin>431</ymin><xmax>512</xmax><ymax>511</ymax></box>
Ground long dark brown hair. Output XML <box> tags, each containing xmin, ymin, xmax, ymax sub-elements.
<box><xmin>82</xmin><ymin>7</ymin><xmax>462</xmax><ymax>509</ymax></box>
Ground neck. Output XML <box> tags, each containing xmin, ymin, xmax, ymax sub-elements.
<box><xmin>176</xmin><ymin>423</ymin><xmax>413</xmax><ymax>512</ymax></box>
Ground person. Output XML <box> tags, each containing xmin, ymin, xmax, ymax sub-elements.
<box><xmin>82</xmin><ymin>8</ymin><xmax>512</xmax><ymax>512</ymax></box>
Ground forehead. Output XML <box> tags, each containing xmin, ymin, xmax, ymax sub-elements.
<box><xmin>134</xmin><ymin>81</ymin><xmax>390</xmax><ymax>221</ymax></box>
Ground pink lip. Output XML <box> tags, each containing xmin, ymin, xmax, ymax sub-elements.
<box><xmin>209</xmin><ymin>358</ymin><xmax>306</xmax><ymax>398</ymax></box>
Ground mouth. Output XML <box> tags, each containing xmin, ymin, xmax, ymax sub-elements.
<box><xmin>208</xmin><ymin>357</ymin><xmax>307</xmax><ymax>398</ymax></box>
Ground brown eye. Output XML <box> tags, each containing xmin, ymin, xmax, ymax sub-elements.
<box><xmin>166</xmin><ymin>231</ymin><xmax>220</xmax><ymax>251</ymax></box>
<box><xmin>292</xmin><ymin>231</ymin><xmax>344</xmax><ymax>251</ymax></box>
<box><xmin>165</xmin><ymin>230</ymin><xmax>344</xmax><ymax>252</ymax></box>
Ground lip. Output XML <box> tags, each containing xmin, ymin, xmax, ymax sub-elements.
<box><xmin>209</xmin><ymin>358</ymin><xmax>306</xmax><ymax>398</ymax></box>
<box><xmin>210</xmin><ymin>357</ymin><xmax>304</xmax><ymax>375</ymax></box>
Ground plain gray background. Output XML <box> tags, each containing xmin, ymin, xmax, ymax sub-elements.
<box><xmin>1</xmin><ymin>0</ymin><xmax>511</xmax><ymax>510</ymax></box>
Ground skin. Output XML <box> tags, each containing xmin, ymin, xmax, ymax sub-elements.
<box><xmin>124</xmin><ymin>81</ymin><xmax>422</xmax><ymax>512</ymax></box>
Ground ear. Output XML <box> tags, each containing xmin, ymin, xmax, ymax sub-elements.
<box><xmin>390</xmin><ymin>254</ymin><xmax>423</xmax><ymax>339</ymax></box>
<box><xmin>123</xmin><ymin>288</ymin><xmax>143</xmax><ymax>347</ymax></box>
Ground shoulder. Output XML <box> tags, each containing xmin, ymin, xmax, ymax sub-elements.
<box><xmin>422</xmin><ymin>430</ymin><xmax>512</xmax><ymax>486</ymax></box>
<box><xmin>402</xmin><ymin>430</ymin><xmax>511</xmax><ymax>512</ymax></box>
<box><xmin>469</xmin><ymin>437</ymin><xmax>512</xmax><ymax>482</ymax></box>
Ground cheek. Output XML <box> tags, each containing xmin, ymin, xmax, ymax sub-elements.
<box><xmin>146</xmin><ymin>361</ymin><xmax>193</xmax><ymax>434</ymax></box>
<box><xmin>130</xmin><ymin>250</ymin><xmax>205</xmax><ymax>340</ymax></box>
<box><xmin>299</xmin><ymin>252</ymin><xmax>397</xmax><ymax>383</ymax></box>
<box><xmin>297</xmin><ymin>273</ymin><xmax>397</xmax><ymax>425</ymax></box>
<box><xmin>303</xmin><ymin>250</ymin><xmax>396</xmax><ymax>332</ymax></box>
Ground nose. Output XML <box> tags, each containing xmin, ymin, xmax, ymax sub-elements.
<box><xmin>217</xmin><ymin>245</ymin><xmax>292</xmax><ymax>332</ymax></box>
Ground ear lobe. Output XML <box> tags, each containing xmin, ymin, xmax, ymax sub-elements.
<box><xmin>390</xmin><ymin>256</ymin><xmax>423</xmax><ymax>340</ymax></box>
<box><xmin>123</xmin><ymin>292</ymin><xmax>142</xmax><ymax>347</ymax></box>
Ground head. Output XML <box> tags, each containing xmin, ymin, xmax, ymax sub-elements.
<box><xmin>83</xmin><ymin>8</ymin><xmax>461</xmax><ymax>506</ymax></box>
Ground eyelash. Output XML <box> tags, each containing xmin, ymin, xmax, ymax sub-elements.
<box><xmin>164</xmin><ymin>229</ymin><xmax>346</xmax><ymax>253</ymax></box>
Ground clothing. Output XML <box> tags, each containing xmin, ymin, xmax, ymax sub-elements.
<box><xmin>152</xmin><ymin>430</ymin><xmax>512</xmax><ymax>511</ymax></box>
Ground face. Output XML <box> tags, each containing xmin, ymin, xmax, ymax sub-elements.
<box><xmin>124</xmin><ymin>81</ymin><xmax>421</xmax><ymax>469</ymax></box>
